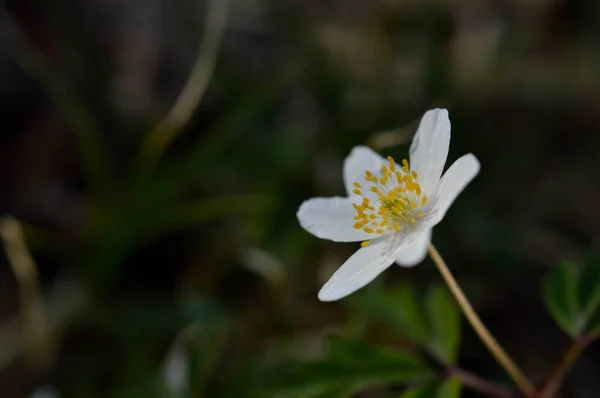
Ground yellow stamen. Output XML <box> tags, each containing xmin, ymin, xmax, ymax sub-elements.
<box><xmin>388</xmin><ymin>156</ymin><xmax>396</xmax><ymax>171</ymax></box>
<box><xmin>361</xmin><ymin>241</ymin><xmax>370</xmax><ymax>247</ymax></box>
<box><xmin>352</xmin><ymin>156</ymin><xmax>428</xmax><ymax>235</ymax></box>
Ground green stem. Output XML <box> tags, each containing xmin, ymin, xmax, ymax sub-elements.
<box><xmin>428</xmin><ymin>243</ymin><xmax>535</xmax><ymax>396</ymax></box>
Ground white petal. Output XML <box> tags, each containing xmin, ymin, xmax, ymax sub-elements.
<box><xmin>430</xmin><ymin>153</ymin><xmax>480</xmax><ymax>225</ymax></box>
<box><xmin>297</xmin><ymin>197</ymin><xmax>376</xmax><ymax>242</ymax></box>
<box><xmin>318</xmin><ymin>236</ymin><xmax>399</xmax><ymax>301</ymax></box>
<box><xmin>343</xmin><ymin>146</ymin><xmax>386</xmax><ymax>197</ymax></box>
<box><xmin>394</xmin><ymin>229</ymin><xmax>432</xmax><ymax>267</ymax></box>
<box><xmin>409</xmin><ymin>109</ymin><xmax>451</xmax><ymax>195</ymax></box>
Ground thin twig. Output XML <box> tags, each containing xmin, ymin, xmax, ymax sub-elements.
<box><xmin>538</xmin><ymin>334</ymin><xmax>597</xmax><ymax>398</ymax></box>
<box><xmin>0</xmin><ymin>8</ymin><xmax>113</xmax><ymax>196</ymax></box>
<box><xmin>0</xmin><ymin>217</ymin><xmax>49</xmax><ymax>368</ymax></box>
<box><xmin>0</xmin><ymin>279</ymin><xmax>86</xmax><ymax>372</ymax></box>
<box><xmin>428</xmin><ymin>243</ymin><xmax>535</xmax><ymax>396</ymax></box>
<box><xmin>449</xmin><ymin>367</ymin><xmax>517</xmax><ymax>398</ymax></box>
<box><xmin>130</xmin><ymin>0</ymin><xmax>229</xmax><ymax>184</ymax></box>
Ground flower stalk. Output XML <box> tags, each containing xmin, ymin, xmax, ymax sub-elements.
<box><xmin>427</xmin><ymin>243</ymin><xmax>534</xmax><ymax>396</ymax></box>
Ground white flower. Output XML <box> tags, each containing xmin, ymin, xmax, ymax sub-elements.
<box><xmin>297</xmin><ymin>109</ymin><xmax>480</xmax><ymax>301</ymax></box>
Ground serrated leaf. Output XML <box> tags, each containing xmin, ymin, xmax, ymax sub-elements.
<box><xmin>424</xmin><ymin>285</ymin><xmax>461</xmax><ymax>364</ymax></box>
<box><xmin>436</xmin><ymin>377</ymin><xmax>462</xmax><ymax>398</ymax></box>
<box><xmin>542</xmin><ymin>260</ymin><xmax>581</xmax><ymax>338</ymax></box>
<box><xmin>348</xmin><ymin>283</ymin><xmax>429</xmax><ymax>345</ymax></box>
<box><xmin>260</xmin><ymin>338</ymin><xmax>434</xmax><ymax>398</ymax></box>
<box><xmin>579</xmin><ymin>252</ymin><xmax>600</xmax><ymax>323</ymax></box>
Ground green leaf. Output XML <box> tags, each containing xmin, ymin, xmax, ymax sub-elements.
<box><xmin>424</xmin><ymin>285</ymin><xmax>461</xmax><ymax>364</ymax></box>
<box><xmin>542</xmin><ymin>260</ymin><xmax>581</xmax><ymax>337</ymax></box>
<box><xmin>259</xmin><ymin>338</ymin><xmax>434</xmax><ymax>398</ymax></box>
<box><xmin>348</xmin><ymin>283</ymin><xmax>429</xmax><ymax>345</ymax></box>
<box><xmin>588</xmin><ymin>310</ymin><xmax>600</xmax><ymax>338</ymax></box>
<box><xmin>579</xmin><ymin>252</ymin><xmax>600</xmax><ymax>322</ymax></box>
<box><xmin>395</xmin><ymin>378</ymin><xmax>462</xmax><ymax>398</ymax></box>
<box><xmin>396</xmin><ymin>383</ymin><xmax>440</xmax><ymax>398</ymax></box>
<box><xmin>436</xmin><ymin>377</ymin><xmax>462</xmax><ymax>398</ymax></box>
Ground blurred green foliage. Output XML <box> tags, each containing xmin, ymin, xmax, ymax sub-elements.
<box><xmin>543</xmin><ymin>252</ymin><xmax>600</xmax><ymax>339</ymax></box>
<box><xmin>2</xmin><ymin>0</ymin><xmax>600</xmax><ymax>397</ymax></box>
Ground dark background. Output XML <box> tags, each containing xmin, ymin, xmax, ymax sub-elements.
<box><xmin>1</xmin><ymin>0</ymin><xmax>599</xmax><ymax>397</ymax></box>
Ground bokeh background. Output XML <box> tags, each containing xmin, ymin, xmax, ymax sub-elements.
<box><xmin>1</xmin><ymin>0</ymin><xmax>600</xmax><ymax>397</ymax></box>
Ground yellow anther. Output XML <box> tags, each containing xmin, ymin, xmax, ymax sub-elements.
<box><xmin>361</xmin><ymin>241</ymin><xmax>370</xmax><ymax>247</ymax></box>
<box><xmin>353</xmin><ymin>159</ymin><xmax>430</xmax><ymax>232</ymax></box>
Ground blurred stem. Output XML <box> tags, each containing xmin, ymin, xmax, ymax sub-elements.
<box><xmin>130</xmin><ymin>0</ymin><xmax>228</xmax><ymax>185</ymax></box>
<box><xmin>1</xmin><ymin>8</ymin><xmax>112</xmax><ymax>196</ymax></box>
<box><xmin>427</xmin><ymin>243</ymin><xmax>535</xmax><ymax>396</ymax></box>
<box><xmin>0</xmin><ymin>217</ymin><xmax>50</xmax><ymax>368</ymax></box>
<box><xmin>538</xmin><ymin>334</ymin><xmax>597</xmax><ymax>398</ymax></box>
<box><xmin>449</xmin><ymin>368</ymin><xmax>516</xmax><ymax>398</ymax></box>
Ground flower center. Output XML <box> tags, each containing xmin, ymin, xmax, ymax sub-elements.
<box><xmin>352</xmin><ymin>156</ymin><xmax>428</xmax><ymax>246</ymax></box>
